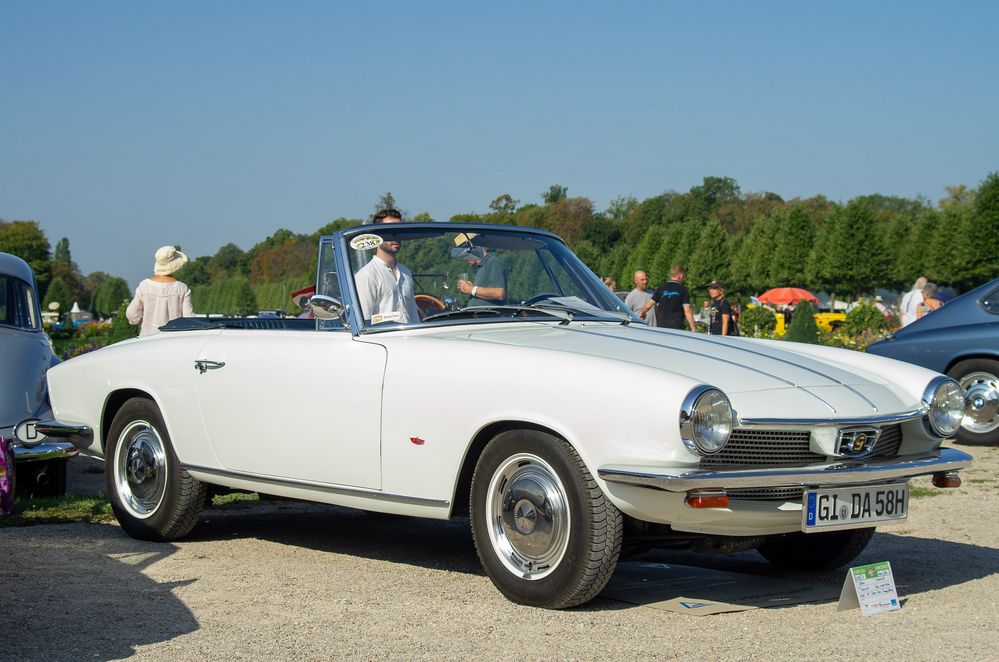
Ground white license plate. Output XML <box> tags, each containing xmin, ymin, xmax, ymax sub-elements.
<box><xmin>802</xmin><ymin>484</ymin><xmax>908</xmax><ymax>532</ymax></box>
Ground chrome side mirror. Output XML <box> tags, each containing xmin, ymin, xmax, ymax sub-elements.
<box><xmin>309</xmin><ymin>294</ymin><xmax>345</xmax><ymax>322</ymax></box>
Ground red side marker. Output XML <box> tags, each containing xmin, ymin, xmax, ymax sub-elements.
<box><xmin>410</xmin><ymin>437</ymin><xmax>426</xmax><ymax>446</ymax></box>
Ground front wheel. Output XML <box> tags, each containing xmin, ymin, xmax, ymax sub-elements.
<box><xmin>947</xmin><ymin>358</ymin><xmax>999</xmax><ymax>446</ymax></box>
<box><xmin>758</xmin><ymin>527</ymin><xmax>875</xmax><ymax>571</ymax></box>
<box><xmin>105</xmin><ymin>398</ymin><xmax>206</xmax><ymax>541</ymax></box>
<box><xmin>470</xmin><ymin>430</ymin><xmax>622</xmax><ymax>608</ymax></box>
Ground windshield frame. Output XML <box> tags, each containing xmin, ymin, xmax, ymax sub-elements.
<box><xmin>331</xmin><ymin>222</ymin><xmax>631</xmax><ymax>336</ymax></box>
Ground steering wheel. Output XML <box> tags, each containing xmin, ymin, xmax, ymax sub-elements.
<box><xmin>522</xmin><ymin>293</ymin><xmax>561</xmax><ymax>306</ymax></box>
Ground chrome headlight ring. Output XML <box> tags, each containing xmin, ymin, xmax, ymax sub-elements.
<box><xmin>679</xmin><ymin>385</ymin><xmax>734</xmax><ymax>455</ymax></box>
<box><xmin>922</xmin><ymin>375</ymin><xmax>965</xmax><ymax>438</ymax></box>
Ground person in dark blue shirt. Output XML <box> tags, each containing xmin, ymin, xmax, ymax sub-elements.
<box><xmin>641</xmin><ymin>264</ymin><xmax>697</xmax><ymax>331</ymax></box>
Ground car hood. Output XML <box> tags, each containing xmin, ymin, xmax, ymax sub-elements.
<box><xmin>436</xmin><ymin>322</ymin><xmax>915</xmax><ymax>417</ymax></box>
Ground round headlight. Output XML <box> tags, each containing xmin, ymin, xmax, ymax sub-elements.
<box><xmin>680</xmin><ymin>386</ymin><xmax>734</xmax><ymax>455</ymax></box>
<box><xmin>923</xmin><ymin>377</ymin><xmax>965</xmax><ymax>438</ymax></box>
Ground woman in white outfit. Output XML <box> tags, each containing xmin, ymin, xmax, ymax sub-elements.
<box><xmin>126</xmin><ymin>246</ymin><xmax>194</xmax><ymax>336</ymax></box>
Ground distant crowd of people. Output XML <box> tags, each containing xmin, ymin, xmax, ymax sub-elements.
<box><xmin>617</xmin><ymin>265</ymin><xmax>738</xmax><ymax>335</ymax></box>
<box><xmin>611</xmin><ymin>269</ymin><xmax>946</xmax><ymax>335</ymax></box>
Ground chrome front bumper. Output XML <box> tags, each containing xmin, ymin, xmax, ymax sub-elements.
<box><xmin>598</xmin><ymin>447</ymin><xmax>973</xmax><ymax>492</ymax></box>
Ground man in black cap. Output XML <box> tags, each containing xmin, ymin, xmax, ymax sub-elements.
<box><xmin>706</xmin><ymin>280</ymin><xmax>736</xmax><ymax>336</ymax></box>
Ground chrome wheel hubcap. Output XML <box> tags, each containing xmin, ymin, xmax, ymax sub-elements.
<box><xmin>486</xmin><ymin>453</ymin><xmax>569</xmax><ymax>580</ymax></box>
<box><xmin>114</xmin><ymin>420</ymin><xmax>168</xmax><ymax>519</ymax></box>
<box><xmin>960</xmin><ymin>371</ymin><xmax>999</xmax><ymax>434</ymax></box>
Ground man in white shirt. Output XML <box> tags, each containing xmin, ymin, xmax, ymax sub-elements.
<box><xmin>900</xmin><ymin>276</ymin><xmax>927</xmax><ymax>327</ymax></box>
<box><xmin>354</xmin><ymin>210</ymin><xmax>422</xmax><ymax>325</ymax></box>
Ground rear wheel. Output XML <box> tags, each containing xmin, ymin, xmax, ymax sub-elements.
<box><xmin>758</xmin><ymin>527</ymin><xmax>875</xmax><ymax>571</ymax></box>
<box><xmin>470</xmin><ymin>430</ymin><xmax>622</xmax><ymax>608</ymax></box>
<box><xmin>947</xmin><ymin>359</ymin><xmax>999</xmax><ymax>446</ymax></box>
<box><xmin>105</xmin><ymin>398</ymin><xmax>206</xmax><ymax>541</ymax></box>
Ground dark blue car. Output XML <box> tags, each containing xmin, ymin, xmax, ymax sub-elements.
<box><xmin>868</xmin><ymin>278</ymin><xmax>999</xmax><ymax>445</ymax></box>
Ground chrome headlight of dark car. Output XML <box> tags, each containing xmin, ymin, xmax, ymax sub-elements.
<box><xmin>679</xmin><ymin>386</ymin><xmax>733</xmax><ymax>455</ymax></box>
<box><xmin>922</xmin><ymin>376</ymin><xmax>965</xmax><ymax>438</ymax></box>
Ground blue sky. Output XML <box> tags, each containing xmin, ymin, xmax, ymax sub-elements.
<box><xmin>2</xmin><ymin>1</ymin><xmax>997</xmax><ymax>289</ymax></box>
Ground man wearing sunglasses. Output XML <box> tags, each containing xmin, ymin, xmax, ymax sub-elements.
<box><xmin>354</xmin><ymin>209</ymin><xmax>422</xmax><ymax>324</ymax></box>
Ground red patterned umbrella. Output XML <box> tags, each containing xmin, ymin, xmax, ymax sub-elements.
<box><xmin>757</xmin><ymin>287</ymin><xmax>819</xmax><ymax>305</ymax></box>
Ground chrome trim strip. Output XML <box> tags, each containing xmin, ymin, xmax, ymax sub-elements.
<box><xmin>738</xmin><ymin>409</ymin><xmax>925</xmax><ymax>427</ymax></box>
<box><xmin>182</xmin><ymin>464</ymin><xmax>450</xmax><ymax>508</ymax></box>
<box><xmin>598</xmin><ymin>448</ymin><xmax>972</xmax><ymax>492</ymax></box>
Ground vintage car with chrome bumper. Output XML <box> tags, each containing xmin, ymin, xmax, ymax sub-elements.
<box><xmin>1</xmin><ymin>251</ymin><xmax>76</xmax><ymax>497</ymax></box>
<box><xmin>19</xmin><ymin>223</ymin><xmax>973</xmax><ymax>608</ymax></box>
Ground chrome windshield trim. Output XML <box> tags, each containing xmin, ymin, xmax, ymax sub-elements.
<box><xmin>737</xmin><ymin>409</ymin><xmax>925</xmax><ymax>427</ymax></box>
<box><xmin>598</xmin><ymin>447</ymin><xmax>972</xmax><ymax>492</ymax></box>
<box><xmin>182</xmin><ymin>464</ymin><xmax>450</xmax><ymax>508</ymax></box>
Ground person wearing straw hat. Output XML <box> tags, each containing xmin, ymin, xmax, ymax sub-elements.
<box><xmin>125</xmin><ymin>245</ymin><xmax>194</xmax><ymax>336</ymax></box>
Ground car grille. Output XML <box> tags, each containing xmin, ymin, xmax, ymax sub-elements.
<box><xmin>702</xmin><ymin>424</ymin><xmax>904</xmax><ymax>502</ymax></box>
<box><xmin>700</xmin><ymin>429</ymin><xmax>822</xmax><ymax>468</ymax></box>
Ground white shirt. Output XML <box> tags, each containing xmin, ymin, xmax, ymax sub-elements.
<box><xmin>900</xmin><ymin>289</ymin><xmax>924</xmax><ymax>326</ymax></box>
<box><xmin>125</xmin><ymin>278</ymin><xmax>194</xmax><ymax>336</ymax></box>
<box><xmin>354</xmin><ymin>255</ymin><xmax>421</xmax><ymax>324</ymax></box>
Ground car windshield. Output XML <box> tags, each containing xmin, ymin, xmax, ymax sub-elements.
<box><xmin>0</xmin><ymin>274</ymin><xmax>40</xmax><ymax>331</ymax></box>
<box><xmin>341</xmin><ymin>225</ymin><xmax>631</xmax><ymax>330</ymax></box>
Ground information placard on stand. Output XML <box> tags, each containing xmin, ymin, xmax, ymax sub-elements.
<box><xmin>837</xmin><ymin>561</ymin><xmax>900</xmax><ymax>616</ymax></box>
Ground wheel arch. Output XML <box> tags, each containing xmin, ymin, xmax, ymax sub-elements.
<box><xmin>945</xmin><ymin>353</ymin><xmax>999</xmax><ymax>374</ymax></box>
<box><xmin>450</xmin><ymin>420</ymin><xmax>576</xmax><ymax>518</ymax></box>
<box><xmin>101</xmin><ymin>388</ymin><xmax>158</xmax><ymax>453</ymax></box>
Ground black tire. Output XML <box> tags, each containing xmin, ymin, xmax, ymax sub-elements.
<box><xmin>947</xmin><ymin>358</ymin><xmax>999</xmax><ymax>446</ymax></box>
<box><xmin>469</xmin><ymin>429</ymin><xmax>623</xmax><ymax>609</ymax></box>
<box><xmin>105</xmin><ymin>398</ymin><xmax>206</xmax><ymax>541</ymax></box>
<box><xmin>758</xmin><ymin>527</ymin><xmax>875</xmax><ymax>571</ymax></box>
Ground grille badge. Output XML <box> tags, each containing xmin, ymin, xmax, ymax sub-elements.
<box><xmin>837</xmin><ymin>427</ymin><xmax>881</xmax><ymax>457</ymax></box>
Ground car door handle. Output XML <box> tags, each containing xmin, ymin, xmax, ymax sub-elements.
<box><xmin>194</xmin><ymin>359</ymin><xmax>226</xmax><ymax>374</ymax></box>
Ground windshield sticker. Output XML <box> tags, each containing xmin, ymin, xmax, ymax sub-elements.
<box><xmin>350</xmin><ymin>234</ymin><xmax>383</xmax><ymax>251</ymax></box>
<box><xmin>371</xmin><ymin>311</ymin><xmax>402</xmax><ymax>325</ymax></box>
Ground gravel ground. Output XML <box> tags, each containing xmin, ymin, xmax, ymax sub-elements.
<box><xmin>2</xmin><ymin>443</ymin><xmax>997</xmax><ymax>661</ymax></box>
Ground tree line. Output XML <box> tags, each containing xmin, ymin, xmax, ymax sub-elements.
<box><xmin>0</xmin><ymin>223</ymin><xmax>130</xmax><ymax>317</ymax></box>
<box><xmin>4</xmin><ymin>172</ymin><xmax>998</xmax><ymax>317</ymax></box>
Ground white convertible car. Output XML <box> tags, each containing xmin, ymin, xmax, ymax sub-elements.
<box><xmin>20</xmin><ymin>223</ymin><xmax>972</xmax><ymax>608</ymax></box>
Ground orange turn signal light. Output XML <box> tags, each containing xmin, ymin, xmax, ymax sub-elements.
<box><xmin>932</xmin><ymin>471</ymin><xmax>962</xmax><ymax>488</ymax></box>
<box><xmin>685</xmin><ymin>489</ymin><xmax>729</xmax><ymax>509</ymax></box>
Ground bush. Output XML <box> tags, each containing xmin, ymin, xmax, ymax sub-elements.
<box><xmin>785</xmin><ymin>302</ymin><xmax>820</xmax><ymax>344</ymax></box>
<box><xmin>78</xmin><ymin>321</ymin><xmax>112</xmax><ymax>338</ymax></box>
<box><xmin>108</xmin><ymin>299</ymin><xmax>138</xmax><ymax>344</ymax></box>
<box><xmin>845</xmin><ymin>302</ymin><xmax>892</xmax><ymax>335</ymax></box>
<box><xmin>739</xmin><ymin>306</ymin><xmax>777</xmax><ymax>337</ymax></box>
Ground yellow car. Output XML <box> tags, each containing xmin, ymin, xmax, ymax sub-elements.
<box><xmin>772</xmin><ymin>310</ymin><xmax>845</xmax><ymax>335</ymax></box>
